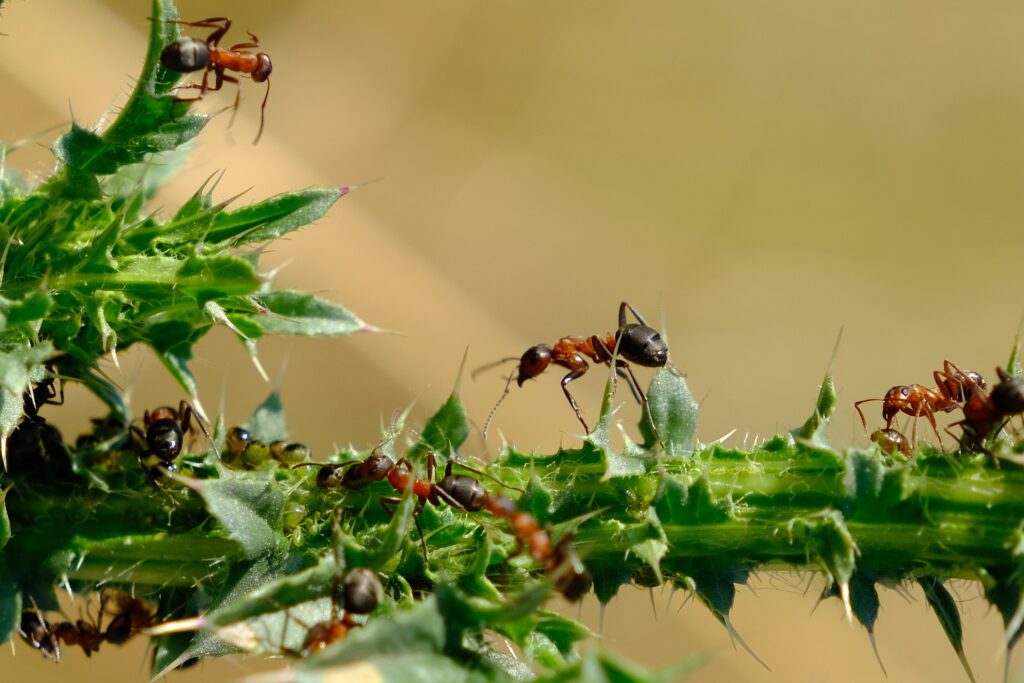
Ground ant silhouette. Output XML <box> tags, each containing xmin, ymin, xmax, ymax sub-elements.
<box><xmin>158</xmin><ymin>17</ymin><xmax>272</xmax><ymax>143</ymax></box>
<box><xmin>475</xmin><ymin>301</ymin><xmax>669</xmax><ymax>440</ymax></box>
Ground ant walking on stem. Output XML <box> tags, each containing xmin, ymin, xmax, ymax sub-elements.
<box><xmin>158</xmin><ymin>16</ymin><xmax>272</xmax><ymax>143</ymax></box>
<box><xmin>854</xmin><ymin>360</ymin><xmax>985</xmax><ymax>448</ymax></box>
<box><xmin>475</xmin><ymin>301</ymin><xmax>669</xmax><ymax>440</ymax></box>
<box><xmin>301</xmin><ymin>450</ymin><xmax>592</xmax><ymax>600</ymax></box>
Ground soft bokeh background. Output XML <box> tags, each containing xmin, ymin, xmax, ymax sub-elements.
<box><xmin>2</xmin><ymin>0</ymin><xmax>1024</xmax><ymax>681</ymax></box>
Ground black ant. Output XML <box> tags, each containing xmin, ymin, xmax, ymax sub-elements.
<box><xmin>475</xmin><ymin>301</ymin><xmax>669</xmax><ymax>438</ymax></box>
<box><xmin>853</xmin><ymin>360</ymin><xmax>985</xmax><ymax>447</ymax></box>
<box><xmin>131</xmin><ymin>401</ymin><xmax>203</xmax><ymax>478</ymax></box>
<box><xmin>158</xmin><ymin>17</ymin><xmax>272</xmax><ymax>144</ymax></box>
<box><xmin>301</xmin><ymin>451</ymin><xmax>591</xmax><ymax>600</ymax></box>
<box><xmin>5</xmin><ymin>375</ymin><xmax>69</xmax><ymax>473</ymax></box>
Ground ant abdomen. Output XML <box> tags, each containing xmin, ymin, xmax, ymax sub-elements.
<box><xmin>160</xmin><ymin>37</ymin><xmax>209</xmax><ymax>72</ymax></box>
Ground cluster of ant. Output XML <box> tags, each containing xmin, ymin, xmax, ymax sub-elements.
<box><xmin>855</xmin><ymin>359</ymin><xmax>1024</xmax><ymax>456</ymax></box>
<box><xmin>18</xmin><ymin>589</ymin><xmax>153</xmax><ymax>663</ymax></box>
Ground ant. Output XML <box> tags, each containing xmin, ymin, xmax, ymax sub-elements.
<box><xmin>20</xmin><ymin>590</ymin><xmax>153</xmax><ymax>660</ymax></box>
<box><xmin>475</xmin><ymin>301</ymin><xmax>669</xmax><ymax>438</ymax></box>
<box><xmin>158</xmin><ymin>17</ymin><xmax>272</xmax><ymax>144</ymax></box>
<box><xmin>292</xmin><ymin>567</ymin><xmax>382</xmax><ymax>656</ymax></box>
<box><xmin>6</xmin><ymin>377</ymin><xmax>69</xmax><ymax>473</ymax></box>
<box><xmin>131</xmin><ymin>401</ymin><xmax>204</xmax><ymax>478</ymax></box>
<box><xmin>302</xmin><ymin>451</ymin><xmax>591</xmax><ymax>600</ymax></box>
<box><xmin>953</xmin><ymin>365</ymin><xmax>1024</xmax><ymax>444</ymax></box>
<box><xmin>853</xmin><ymin>360</ymin><xmax>985</xmax><ymax>447</ymax></box>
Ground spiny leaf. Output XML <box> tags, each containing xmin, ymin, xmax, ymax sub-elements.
<box><xmin>408</xmin><ymin>368</ymin><xmax>470</xmax><ymax>463</ymax></box>
<box><xmin>791</xmin><ymin>369</ymin><xmax>837</xmax><ymax>447</ymax></box>
<box><xmin>255</xmin><ymin>291</ymin><xmax>367</xmax><ymax>337</ymax></box>
<box><xmin>920</xmin><ymin>577</ymin><xmax>977</xmax><ymax>683</ymax></box>
<box><xmin>209</xmin><ymin>188</ymin><xmax>343</xmax><ymax>246</ymax></box>
<box><xmin>639</xmin><ymin>368</ymin><xmax>698</xmax><ymax>455</ymax></box>
<box><xmin>243</xmin><ymin>391</ymin><xmax>287</xmax><ymax>443</ymax></box>
<box><xmin>788</xmin><ymin>510</ymin><xmax>857</xmax><ymax>619</ymax></box>
<box><xmin>198</xmin><ymin>474</ymin><xmax>285</xmax><ymax>559</ymax></box>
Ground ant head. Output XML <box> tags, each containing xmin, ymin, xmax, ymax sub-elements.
<box><xmin>615</xmin><ymin>324</ymin><xmax>668</xmax><ymax>368</ymax></box>
<box><xmin>252</xmin><ymin>54</ymin><xmax>273</xmax><ymax>82</ymax></box>
<box><xmin>160</xmin><ymin>37</ymin><xmax>210</xmax><ymax>73</ymax></box>
<box><xmin>516</xmin><ymin>345</ymin><xmax>553</xmax><ymax>386</ymax></box>
<box><xmin>341</xmin><ymin>568</ymin><xmax>383</xmax><ymax>615</ymax></box>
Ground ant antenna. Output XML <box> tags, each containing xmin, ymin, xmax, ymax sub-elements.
<box><xmin>482</xmin><ymin>372</ymin><xmax>516</xmax><ymax>438</ymax></box>
<box><xmin>470</xmin><ymin>357</ymin><xmax>519</xmax><ymax>381</ymax></box>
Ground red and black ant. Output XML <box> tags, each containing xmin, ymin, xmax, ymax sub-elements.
<box><xmin>854</xmin><ymin>360</ymin><xmax>986</xmax><ymax>447</ymax></box>
<box><xmin>131</xmin><ymin>401</ymin><xmax>205</xmax><ymax>478</ymax></box>
<box><xmin>20</xmin><ymin>590</ymin><xmax>154</xmax><ymax>661</ymax></box>
<box><xmin>475</xmin><ymin>301</ymin><xmax>669</xmax><ymax>438</ymax></box>
<box><xmin>158</xmin><ymin>17</ymin><xmax>272</xmax><ymax>143</ymax></box>
<box><xmin>291</xmin><ymin>567</ymin><xmax>382</xmax><ymax>656</ymax></box>
<box><xmin>302</xmin><ymin>451</ymin><xmax>592</xmax><ymax>600</ymax></box>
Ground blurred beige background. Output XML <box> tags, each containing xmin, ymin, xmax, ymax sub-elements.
<box><xmin>2</xmin><ymin>0</ymin><xmax>1024</xmax><ymax>681</ymax></box>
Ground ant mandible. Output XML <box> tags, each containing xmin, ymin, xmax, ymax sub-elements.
<box><xmin>476</xmin><ymin>301</ymin><xmax>669</xmax><ymax>438</ymax></box>
<box><xmin>853</xmin><ymin>360</ymin><xmax>985</xmax><ymax>448</ymax></box>
<box><xmin>159</xmin><ymin>17</ymin><xmax>272</xmax><ymax>144</ymax></box>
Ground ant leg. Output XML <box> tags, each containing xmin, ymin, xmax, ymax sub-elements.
<box><xmin>254</xmin><ymin>78</ymin><xmax>270</xmax><ymax>145</ymax></box>
<box><xmin>448</xmin><ymin>458</ymin><xmax>525</xmax><ymax>494</ymax></box>
<box><xmin>379</xmin><ymin>496</ymin><xmax>429</xmax><ymax>564</ymax></box>
<box><xmin>923</xmin><ymin>408</ymin><xmax>944</xmax><ymax>449</ymax></box>
<box><xmin>620</xmin><ymin>361</ymin><xmax>665</xmax><ymax>447</ymax></box>
<box><xmin>560</xmin><ymin>367</ymin><xmax>590</xmax><ymax>433</ymax></box>
<box><xmin>619</xmin><ymin>301</ymin><xmax>651</xmax><ymax>328</ymax></box>
<box><xmin>852</xmin><ymin>399</ymin><xmax>879</xmax><ymax>433</ymax></box>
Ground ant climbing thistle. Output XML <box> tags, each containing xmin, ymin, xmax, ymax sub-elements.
<box><xmin>158</xmin><ymin>17</ymin><xmax>272</xmax><ymax>143</ymax></box>
<box><xmin>475</xmin><ymin>301</ymin><xmax>669</xmax><ymax>439</ymax></box>
<box><xmin>853</xmin><ymin>360</ymin><xmax>985</xmax><ymax>448</ymax></box>
<box><xmin>300</xmin><ymin>451</ymin><xmax>591</xmax><ymax>600</ymax></box>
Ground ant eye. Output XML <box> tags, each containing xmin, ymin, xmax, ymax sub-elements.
<box><xmin>900</xmin><ymin>387</ymin><xmax>911</xmax><ymax>397</ymax></box>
